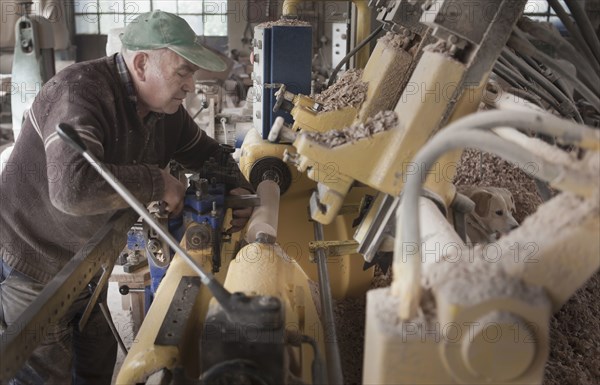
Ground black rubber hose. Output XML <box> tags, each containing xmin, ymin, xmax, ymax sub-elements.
<box><xmin>518</xmin><ymin>17</ymin><xmax>600</xmax><ymax>81</ymax></box>
<box><xmin>502</xmin><ymin>49</ymin><xmax>583</xmax><ymax>122</ymax></box>
<box><xmin>547</xmin><ymin>0</ymin><xmax>598</xmax><ymax>66</ymax></box>
<box><xmin>508</xmin><ymin>30</ymin><xmax>600</xmax><ymax>107</ymax></box>
<box><xmin>300</xmin><ymin>334</ymin><xmax>327</xmax><ymax>385</ymax></box>
<box><xmin>564</xmin><ymin>0</ymin><xmax>600</xmax><ymax>64</ymax></box>
<box><xmin>494</xmin><ymin>60</ymin><xmax>564</xmax><ymax>113</ymax></box>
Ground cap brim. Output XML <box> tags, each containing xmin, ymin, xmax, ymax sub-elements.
<box><xmin>169</xmin><ymin>42</ymin><xmax>228</xmax><ymax>72</ymax></box>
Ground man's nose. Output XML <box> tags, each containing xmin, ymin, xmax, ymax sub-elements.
<box><xmin>183</xmin><ymin>76</ymin><xmax>195</xmax><ymax>93</ymax></box>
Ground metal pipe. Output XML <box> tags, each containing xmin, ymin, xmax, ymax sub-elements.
<box><xmin>99</xmin><ymin>302</ymin><xmax>128</xmax><ymax>355</ymax></box>
<box><xmin>282</xmin><ymin>0</ymin><xmax>371</xmax><ymax>68</ymax></box>
<box><xmin>313</xmin><ymin>221</ymin><xmax>344</xmax><ymax>385</ymax></box>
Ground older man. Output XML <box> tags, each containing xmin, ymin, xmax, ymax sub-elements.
<box><xmin>0</xmin><ymin>11</ymin><xmax>252</xmax><ymax>384</ymax></box>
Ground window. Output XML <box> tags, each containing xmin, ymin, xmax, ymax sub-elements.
<box><xmin>523</xmin><ymin>0</ymin><xmax>569</xmax><ymax>23</ymax></box>
<box><xmin>74</xmin><ymin>0</ymin><xmax>228</xmax><ymax>36</ymax></box>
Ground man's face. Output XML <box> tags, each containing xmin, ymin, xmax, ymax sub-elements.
<box><xmin>140</xmin><ymin>49</ymin><xmax>198</xmax><ymax>115</ymax></box>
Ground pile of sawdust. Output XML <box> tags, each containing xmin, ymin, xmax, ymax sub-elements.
<box><xmin>255</xmin><ymin>18</ymin><xmax>311</xmax><ymax>28</ymax></box>
<box><xmin>303</xmin><ymin>110</ymin><xmax>397</xmax><ymax>148</ymax></box>
<box><xmin>314</xmin><ymin>69</ymin><xmax>368</xmax><ymax>112</ymax></box>
<box><xmin>334</xmin><ymin>268</ymin><xmax>392</xmax><ymax>385</ymax></box>
<box><xmin>544</xmin><ymin>272</ymin><xmax>600</xmax><ymax>385</ymax></box>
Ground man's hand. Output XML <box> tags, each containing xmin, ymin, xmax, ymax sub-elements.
<box><xmin>227</xmin><ymin>187</ymin><xmax>254</xmax><ymax>233</ymax></box>
<box><xmin>161</xmin><ymin>169</ymin><xmax>185</xmax><ymax>215</ymax></box>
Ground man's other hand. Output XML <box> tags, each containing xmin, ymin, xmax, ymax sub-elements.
<box><xmin>227</xmin><ymin>187</ymin><xmax>254</xmax><ymax>233</ymax></box>
<box><xmin>161</xmin><ymin>169</ymin><xmax>185</xmax><ymax>215</ymax></box>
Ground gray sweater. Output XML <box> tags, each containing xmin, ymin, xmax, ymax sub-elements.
<box><xmin>0</xmin><ymin>55</ymin><xmax>248</xmax><ymax>283</ymax></box>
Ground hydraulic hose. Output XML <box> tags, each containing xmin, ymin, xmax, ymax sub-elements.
<box><xmin>563</xmin><ymin>0</ymin><xmax>600</xmax><ymax>64</ymax></box>
<box><xmin>501</xmin><ymin>49</ymin><xmax>583</xmax><ymax>122</ymax></box>
<box><xmin>547</xmin><ymin>0</ymin><xmax>598</xmax><ymax>67</ymax></box>
<box><xmin>508</xmin><ymin>31</ymin><xmax>600</xmax><ymax>107</ymax></box>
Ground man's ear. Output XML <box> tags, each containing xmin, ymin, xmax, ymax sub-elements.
<box><xmin>131</xmin><ymin>52</ymin><xmax>149</xmax><ymax>81</ymax></box>
<box><xmin>471</xmin><ymin>191</ymin><xmax>492</xmax><ymax>217</ymax></box>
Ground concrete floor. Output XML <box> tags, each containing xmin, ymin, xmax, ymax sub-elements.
<box><xmin>106</xmin><ymin>282</ymin><xmax>135</xmax><ymax>383</ymax></box>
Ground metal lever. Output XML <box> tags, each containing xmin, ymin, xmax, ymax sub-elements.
<box><xmin>78</xmin><ymin>261</ymin><xmax>113</xmax><ymax>332</ymax></box>
<box><xmin>56</xmin><ymin>123</ymin><xmax>234</xmax><ymax>313</ymax></box>
<box><xmin>86</xmin><ymin>281</ymin><xmax>128</xmax><ymax>355</ymax></box>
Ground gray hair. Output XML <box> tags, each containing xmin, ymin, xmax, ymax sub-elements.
<box><xmin>121</xmin><ymin>47</ymin><xmax>168</xmax><ymax>64</ymax></box>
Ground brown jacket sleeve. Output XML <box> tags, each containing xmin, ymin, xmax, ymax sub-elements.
<box><xmin>31</xmin><ymin>69</ymin><xmax>164</xmax><ymax>215</ymax></box>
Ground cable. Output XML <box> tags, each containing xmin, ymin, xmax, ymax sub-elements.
<box><xmin>491</xmin><ymin>67</ymin><xmax>546</xmax><ymax>108</ymax></box>
<box><xmin>431</xmin><ymin>110</ymin><xmax>600</xmax><ymax>149</ymax></box>
<box><xmin>547</xmin><ymin>0</ymin><xmax>598</xmax><ymax>67</ymax></box>
<box><xmin>563</xmin><ymin>0</ymin><xmax>600</xmax><ymax>64</ymax></box>
<box><xmin>493</xmin><ymin>61</ymin><xmax>564</xmax><ymax>113</ymax></box>
<box><xmin>516</xmin><ymin>51</ymin><xmax>575</xmax><ymax>100</ymax></box>
<box><xmin>512</xmin><ymin>28</ymin><xmax>600</xmax><ymax>98</ymax></box>
<box><xmin>501</xmin><ymin>49</ymin><xmax>583</xmax><ymax>122</ymax></box>
<box><xmin>518</xmin><ymin>17</ymin><xmax>600</xmax><ymax>79</ymax></box>
<box><xmin>497</xmin><ymin>54</ymin><xmax>522</xmax><ymax>75</ymax></box>
<box><xmin>493</xmin><ymin>64</ymin><xmax>525</xmax><ymax>89</ymax></box>
<box><xmin>326</xmin><ymin>24</ymin><xmax>384</xmax><ymax>88</ymax></box>
<box><xmin>503</xmin><ymin>87</ymin><xmax>545</xmax><ymax>108</ymax></box>
<box><xmin>300</xmin><ymin>334</ymin><xmax>327</xmax><ymax>385</ymax></box>
<box><xmin>508</xmin><ymin>31</ymin><xmax>600</xmax><ymax>107</ymax></box>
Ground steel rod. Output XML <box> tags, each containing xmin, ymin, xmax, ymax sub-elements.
<box><xmin>313</xmin><ymin>221</ymin><xmax>343</xmax><ymax>385</ymax></box>
<box><xmin>99</xmin><ymin>302</ymin><xmax>128</xmax><ymax>355</ymax></box>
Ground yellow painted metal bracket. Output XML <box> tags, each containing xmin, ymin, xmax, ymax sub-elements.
<box><xmin>308</xmin><ymin>240</ymin><xmax>359</xmax><ymax>262</ymax></box>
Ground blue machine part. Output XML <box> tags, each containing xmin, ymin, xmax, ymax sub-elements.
<box><xmin>256</xmin><ymin>25</ymin><xmax>312</xmax><ymax>139</ymax></box>
<box><xmin>146</xmin><ymin>182</ymin><xmax>228</xmax><ymax>300</ymax></box>
<box><xmin>181</xmin><ymin>183</ymin><xmax>227</xmax><ymax>228</ymax></box>
<box><xmin>269</xmin><ymin>26</ymin><xmax>312</xmax><ymax>130</ymax></box>
<box><xmin>258</xmin><ymin>26</ymin><xmax>272</xmax><ymax>139</ymax></box>
<box><xmin>126</xmin><ymin>226</ymin><xmax>146</xmax><ymax>251</ymax></box>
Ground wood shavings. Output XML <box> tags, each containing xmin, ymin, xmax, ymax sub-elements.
<box><xmin>303</xmin><ymin>110</ymin><xmax>397</xmax><ymax>148</ymax></box>
<box><xmin>256</xmin><ymin>18</ymin><xmax>311</xmax><ymax>28</ymax></box>
<box><xmin>314</xmin><ymin>69</ymin><xmax>368</xmax><ymax>112</ymax></box>
<box><xmin>424</xmin><ymin>41</ymin><xmax>460</xmax><ymax>60</ymax></box>
<box><xmin>454</xmin><ymin>149</ymin><xmax>544</xmax><ymax>223</ymax></box>
<box><xmin>334</xmin><ymin>267</ymin><xmax>393</xmax><ymax>385</ymax></box>
<box><xmin>378</xmin><ymin>32</ymin><xmax>410</xmax><ymax>52</ymax></box>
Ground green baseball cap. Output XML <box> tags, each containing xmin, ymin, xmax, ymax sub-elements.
<box><xmin>120</xmin><ymin>10</ymin><xmax>227</xmax><ymax>72</ymax></box>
